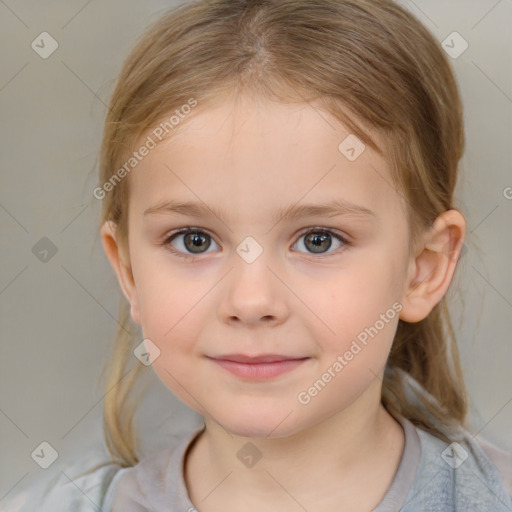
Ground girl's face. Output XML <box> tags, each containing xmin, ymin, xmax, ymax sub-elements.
<box><xmin>119</xmin><ymin>95</ymin><xmax>415</xmax><ymax>438</ymax></box>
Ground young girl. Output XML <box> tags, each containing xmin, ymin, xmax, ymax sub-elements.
<box><xmin>7</xmin><ymin>0</ymin><xmax>512</xmax><ymax>510</ymax></box>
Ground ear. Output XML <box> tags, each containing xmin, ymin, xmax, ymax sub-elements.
<box><xmin>100</xmin><ymin>220</ymin><xmax>141</xmax><ymax>325</ymax></box>
<box><xmin>399</xmin><ymin>209</ymin><xmax>466</xmax><ymax>323</ymax></box>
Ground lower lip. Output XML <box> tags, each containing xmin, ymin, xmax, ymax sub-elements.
<box><xmin>209</xmin><ymin>358</ymin><xmax>309</xmax><ymax>380</ymax></box>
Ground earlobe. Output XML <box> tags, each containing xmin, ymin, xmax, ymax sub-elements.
<box><xmin>399</xmin><ymin>210</ymin><xmax>466</xmax><ymax>323</ymax></box>
<box><xmin>100</xmin><ymin>220</ymin><xmax>141</xmax><ymax>325</ymax></box>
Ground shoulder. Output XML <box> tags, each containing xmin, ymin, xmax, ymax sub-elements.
<box><xmin>0</xmin><ymin>452</ymin><xmax>124</xmax><ymax>512</ymax></box>
<box><xmin>109</xmin><ymin>428</ymin><xmax>204</xmax><ymax>511</ymax></box>
<box><xmin>474</xmin><ymin>434</ymin><xmax>512</xmax><ymax>497</ymax></box>
<box><xmin>404</xmin><ymin>422</ymin><xmax>512</xmax><ymax>511</ymax></box>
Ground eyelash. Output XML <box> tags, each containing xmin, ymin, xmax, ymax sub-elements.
<box><xmin>161</xmin><ymin>227</ymin><xmax>351</xmax><ymax>260</ymax></box>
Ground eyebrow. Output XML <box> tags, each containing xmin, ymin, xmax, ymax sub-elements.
<box><xmin>143</xmin><ymin>198</ymin><xmax>376</xmax><ymax>225</ymax></box>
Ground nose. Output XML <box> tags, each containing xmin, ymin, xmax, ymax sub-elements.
<box><xmin>217</xmin><ymin>255</ymin><xmax>289</xmax><ymax>327</ymax></box>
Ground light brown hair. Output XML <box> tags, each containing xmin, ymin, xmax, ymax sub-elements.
<box><xmin>91</xmin><ymin>0</ymin><xmax>469</xmax><ymax>472</ymax></box>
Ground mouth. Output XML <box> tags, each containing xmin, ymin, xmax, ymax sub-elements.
<box><xmin>206</xmin><ymin>354</ymin><xmax>310</xmax><ymax>380</ymax></box>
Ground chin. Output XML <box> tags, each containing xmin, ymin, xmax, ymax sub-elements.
<box><xmin>213</xmin><ymin>409</ymin><xmax>303</xmax><ymax>439</ymax></box>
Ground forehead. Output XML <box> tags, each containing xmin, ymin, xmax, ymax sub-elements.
<box><xmin>128</xmin><ymin>96</ymin><xmax>405</xmax><ymax>222</ymax></box>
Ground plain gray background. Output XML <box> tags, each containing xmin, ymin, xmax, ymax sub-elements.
<box><xmin>1</xmin><ymin>0</ymin><xmax>511</xmax><ymax>505</ymax></box>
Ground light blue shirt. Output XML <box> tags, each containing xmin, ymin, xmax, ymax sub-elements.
<box><xmin>3</xmin><ymin>372</ymin><xmax>511</xmax><ymax>511</ymax></box>
<box><xmin>3</xmin><ymin>414</ymin><xmax>511</xmax><ymax>511</ymax></box>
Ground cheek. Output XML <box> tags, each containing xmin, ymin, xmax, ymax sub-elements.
<box><xmin>136</xmin><ymin>276</ymin><xmax>210</xmax><ymax>411</ymax></box>
<box><xmin>132</xmin><ymin>257</ymin><xmax>217</xmax><ymax>356</ymax></box>
<box><xmin>315</xmin><ymin>260</ymin><xmax>400</xmax><ymax>336</ymax></box>
<box><xmin>138</xmin><ymin>283</ymin><xmax>200</xmax><ymax>350</ymax></box>
<box><xmin>132</xmin><ymin>252</ymin><xmax>205</xmax><ymax>338</ymax></box>
<box><xmin>305</xmin><ymin>257</ymin><xmax>402</xmax><ymax>387</ymax></box>
<box><xmin>298</xmin><ymin>302</ymin><xmax>399</xmax><ymax>419</ymax></box>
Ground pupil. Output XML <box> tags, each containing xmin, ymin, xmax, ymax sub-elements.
<box><xmin>186</xmin><ymin>233</ymin><xmax>209</xmax><ymax>252</ymax></box>
<box><xmin>182</xmin><ymin>232</ymin><xmax>333</xmax><ymax>255</ymax></box>
<box><xmin>306</xmin><ymin>233</ymin><xmax>331</xmax><ymax>253</ymax></box>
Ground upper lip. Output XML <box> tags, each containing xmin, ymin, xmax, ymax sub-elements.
<box><xmin>208</xmin><ymin>354</ymin><xmax>309</xmax><ymax>364</ymax></box>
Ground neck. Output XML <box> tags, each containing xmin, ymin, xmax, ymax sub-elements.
<box><xmin>184</xmin><ymin>385</ymin><xmax>405</xmax><ymax>511</ymax></box>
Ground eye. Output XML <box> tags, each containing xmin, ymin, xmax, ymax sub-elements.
<box><xmin>292</xmin><ymin>228</ymin><xmax>349</xmax><ymax>255</ymax></box>
<box><xmin>162</xmin><ymin>226</ymin><xmax>350</xmax><ymax>259</ymax></box>
<box><xmin>163</xmin><ymin>228</ymin><xmax>219</xmax><ymax>257</ymax></box>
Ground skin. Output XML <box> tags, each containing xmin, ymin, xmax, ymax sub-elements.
<box><xmin>102</xmin><ymin>93</ymin><xmax>466</xmax><ymax>511</ymax></box>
